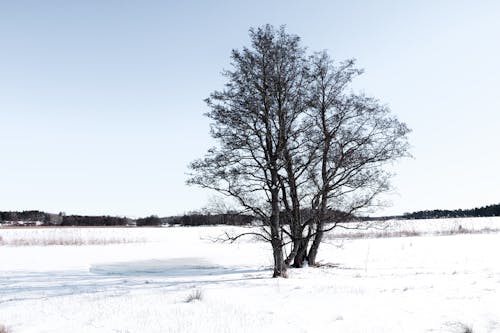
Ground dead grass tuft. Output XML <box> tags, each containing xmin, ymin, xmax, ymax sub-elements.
<box><xmin>185</xmin><ymin>289</ymin><xmax>203</xmax><ymax>303</ymax></box>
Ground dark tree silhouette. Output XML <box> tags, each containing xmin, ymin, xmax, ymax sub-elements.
<box><xmin>188</xmin><ymin>25</ymin><xmax>308</xmax><ymax>277</ymax></box>
<box><xmin>301</xmin><ymin>52</ymin><xmax>410</xmax><ymax>266</ymax></box>
<box><xmin>189</xmin><ymin>24</ymin><xmax>410</xmax><ymax>276</ymax></box>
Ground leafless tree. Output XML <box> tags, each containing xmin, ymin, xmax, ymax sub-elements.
<box><xmin>301</xmin><ymin>52</ymin><xmax>410</xmax><ymax>266</ymax></box>
<box><xmin>188</xmin><ymin>25</ymin><xmax>308</xmax><ymax>277</ymax></box>
<box><xmin>188</xmin><ymin>25</ymin><xmax>410</xmax><ymax>276</ymax></box>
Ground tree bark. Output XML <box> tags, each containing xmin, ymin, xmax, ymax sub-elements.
<box><xmin>292</xmin><ymin>239</ymin><xmax>309</xmax><ymax>267</ymax></box>
<box><xmin>307</xmin><ymin>223</ymin><xmax>323</xmax><ymax>266</ymax></box>
<box><xmin>270</xmin><ymin>181</ymin><xmax>287</xmax><ymax>277</ymax></box>
<box><xmin>271</xmin><ymin>236</ymin><xmax>287</xmax><ymax>277</ymax></box>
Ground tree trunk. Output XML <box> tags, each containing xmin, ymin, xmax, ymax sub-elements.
<box><xmin>293</xmin><ymin>223</ymin><xmax>313</xmax><ymax>267</ymax></box>
<box><xmin>272</xmin><ymin>237</ymin><xmax>287</xmax><ymax>277</ymax></box>
<box><xmin>307</xmin><ymin>223</ymin><xmax>323</xmax><ymax>266</ymax></box>
<box><xmin>270</xmin><ymin>185</ymin><xmax>287</xmax><ymax>278</ymax></box>
<box><xmin>292</xmin><ymin>238</ymin><xmax>309</xmax><ymax>267</ymax></box>
<box><xmin>285</xmin><ymin>239</ymin><xmax>299</xmax><ymax>266</ymax></box>
<box><xmin>285</xmin><ymin>237</ymin><xmax>308</xmax><ymax>268</ymax></box>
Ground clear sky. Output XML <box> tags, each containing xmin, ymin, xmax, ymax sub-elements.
<box><xmin>1</xmin><ymin>0</ymin><xmax>499</xmax><ymax>217</ymax></box>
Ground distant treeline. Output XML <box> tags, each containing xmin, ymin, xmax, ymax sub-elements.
<box><xmin>402</xmin><ymin>204</ymin><xmax>500</xmax><ymax>220</ymax></box>
<box><xmin>168</xmin><ymin>213</ymin><xmax>253</xmax><ymax>226</ymax></box>
<box><xmin>0</xmin><ymin>210</ymin><xmax>254</xmax><ymax>227</ymax></box>
<box><xmin>0</xmin><ymin>211</ymin><xmax>64</xmax><ymax>225</ymax></box>
<box><xmin>2</xmin><ymin>203</ymin><xmax>499</xmax><ymax>227</ymax></box>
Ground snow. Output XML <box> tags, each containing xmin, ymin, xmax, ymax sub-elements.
<box><xmin>1</xmin><ymin>218</ymin><xmax>500</xmax><ymax>332</ymax></box>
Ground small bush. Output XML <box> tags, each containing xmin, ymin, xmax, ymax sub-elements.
<box><xmin>185</xmin><ymin>289</ymin><xmax>203</xmax><ymax>303</ymax></box>
<box><xmin>0</xmin><ymin>324</ymin><xmax>12</xmax><ymax>333</ymax></box>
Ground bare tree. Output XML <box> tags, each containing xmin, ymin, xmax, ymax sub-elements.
<box><xmin>188</xmin><ymin>25</ymin><xmax>308</xmax><ymax>278</ymax></box>
<box><xmin>303</xmin><ymin>52</ymin><xmax>410</xmax><ymax>266</ymax></box>
<box><xmin>273</xmin><ymin>52</ymin><xmax>410</xmax><ymax>268</ymax></box>
<box><xmin>189</xmin><ymin>25</ymin><xmax>410</xmax><ymax>276</ymax></box>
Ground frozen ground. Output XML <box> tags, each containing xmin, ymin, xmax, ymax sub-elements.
<box><xmin>1</xmin><ymin>218</ymin><xmax>500</xmax><ymax>332</ymax></box>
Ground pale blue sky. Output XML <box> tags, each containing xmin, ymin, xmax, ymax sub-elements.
<box><xmin>1</xmin><ymin>1</ymin><xmax>499</xmax><ymax>217</ymax></box>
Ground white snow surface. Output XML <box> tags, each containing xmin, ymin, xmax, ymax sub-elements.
<box><xmin>1</xmin><ymin>218</ymin><xmax>500</xmax><ymax>332</ymax></box>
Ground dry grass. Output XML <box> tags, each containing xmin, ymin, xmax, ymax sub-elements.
<box><xmin>435</xmin><ymin>226</ymin><xmax>499</xmax><ymax>236</ymax></box>
<box><xmin>328</xmin><ymin>226</ymin><xmax>500</xmax><ymax>240</ymax></box>
<box><xmin>0</xmin><ymin>237</ymin><xmax>143</xmax><ymax>247</ymax></box>
<box><xmin>185</xmin><ymin>289</ymin><xmax>203</xmax><ymax>303</ymax></box>
<box><xmin>331</xmin><ymin>230</ymin><xmax>421</xmax><ymax>239</ymax></box>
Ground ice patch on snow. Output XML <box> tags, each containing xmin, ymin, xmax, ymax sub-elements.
<box><xmin>89</xmin><ymin>257</ymin><xmax>222</xmax><ymax>277</ymax></box>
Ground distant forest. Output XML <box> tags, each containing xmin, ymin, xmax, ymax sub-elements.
<box><xmin>0</xmin><ymin>210</ymin><xmax>253</xmax><ymax>227</ymax></box>
<box><xmin>0</xmin><ymin>203</ymin><xmax>499</xmax><ymax>227</ymax></box>
<box><xmin>402</xmin><ymin>203</ymin><xmax>500</xmax><ymax>220</ymax></box>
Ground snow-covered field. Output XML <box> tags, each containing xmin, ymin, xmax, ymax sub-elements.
<box><xmin>1</xmin><ymin>217</ymin><xmax>500</xmax><ymax>332</ymax></box>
